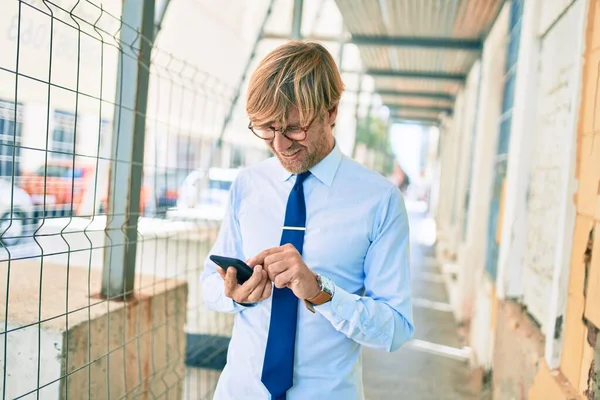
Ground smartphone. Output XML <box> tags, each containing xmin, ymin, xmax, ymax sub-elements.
<box><xmin>209</xmin><ymin>255</ymin><xmax>254</xmax><ymax>285</ymax></box>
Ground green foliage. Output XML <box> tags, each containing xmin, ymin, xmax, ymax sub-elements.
<box><xmin>355</xmin><ymin>115</ymin><xmax>396</xmax><ymax>175</ymax></box>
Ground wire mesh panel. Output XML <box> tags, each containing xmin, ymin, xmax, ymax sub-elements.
<box><xmin>0</xmin><ymin>1</ymin><xmax>269</xmax><ymax>398</ymax></box>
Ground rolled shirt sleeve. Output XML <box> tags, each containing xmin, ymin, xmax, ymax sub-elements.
<box><xmin>315</xmin><ymin>187</ymin><xmax>414</xmax><ymax>352</ymax></box>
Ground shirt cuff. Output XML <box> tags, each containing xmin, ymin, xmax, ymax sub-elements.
<box><xmin>234</xmin><ymin>301</ymin><xmax>257</xmax><ymax>308</ymax></box>
<box><xmin>314</xmin><ymin>283</ymin><xmax>360</xmax><ymax>321</ymax></box>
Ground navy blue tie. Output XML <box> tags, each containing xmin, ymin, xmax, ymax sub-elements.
<box><xmin>261</xmin><ymin>171</ymin><xmax>310</xmax><ymax>399</ymax></box>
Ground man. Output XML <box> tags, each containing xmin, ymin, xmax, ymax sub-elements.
<box><xmin>200</xmin><ymin>41</ymin><xmax>414</xmax><ymax>400</ymax></box>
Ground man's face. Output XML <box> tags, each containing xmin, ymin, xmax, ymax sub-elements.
<box><xmin>266</xmin><ymin>107</ymin><xmax>337</xmax><ymax>174</ymax></box>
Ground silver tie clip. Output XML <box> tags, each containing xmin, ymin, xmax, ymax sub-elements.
<box><xmin>282</xmin><ymin>226</ymin><xmax>307</xmax><ymax>231</ymax></box>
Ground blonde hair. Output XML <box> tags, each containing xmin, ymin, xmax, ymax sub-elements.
<box><xmin>246</xmin><ymin>41</ymin><xmax>345</xmax><ymax>128</ymax></box>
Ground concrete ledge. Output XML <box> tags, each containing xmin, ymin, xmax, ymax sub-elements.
<box><xmin>0</xmin><ymin>259</ymin><xmax>187</xmax><ymax>399</ymax></box>
<box><xmin>0</xmin><ymin>216</ymin><xmax>233</xmax><ymax>336</ymax></box>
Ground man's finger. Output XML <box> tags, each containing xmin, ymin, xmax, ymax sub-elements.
<box><xmin>273</xmin><ymin>270</ymin><xmax>293</xmax><ymax>289</ymax></box>
<box><xmin>261</xmin><ymin>274</ymin><xmax>273</xmax><ymax>299</ymax></box>
<box><xmin>266</xmin><ymin>260</ymin><xmax>289</xmax><ymax>281</ymax></box>
<box><xmin>263</xmin><ymin>251</ymin><xmax>288</xmax><ymax>268</ymax></box>
<box><xmin>237</xmin><ymin>265</ymin><xmax>264</xmax><ymax>297</ymax></box>
<box><xmin>247</xmin><ymin>273</ymin><xmax>267</xmax><ymax>303</ymax></box>
<box><xmin>223</xmin><ymin>267</ymin><xmax>237</xmax><ymax>297</ymax></box>
<box><xmin>216</xmin><ymin>267</ymin><xmax>227</xmax><ymax>279</ymax></box>
<box><xmin>247</xmin><ymin>246</ymin><xmax>286</xmax><ymax>267</ymax></box>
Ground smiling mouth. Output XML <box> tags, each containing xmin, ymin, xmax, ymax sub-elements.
<box><xmin>280</xmin><ymin>149</ymin><xmax>302</xmax><ymax>158</ymax></box>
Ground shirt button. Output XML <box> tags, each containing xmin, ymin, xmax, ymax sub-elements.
<box><xmin>337</xmin><ymin>305</ymin><xmax>342</xmax><ymax>311</ymax></box>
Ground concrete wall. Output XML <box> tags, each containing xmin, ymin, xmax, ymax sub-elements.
<box><xmin>0</xmin><ymin>260</ymin><xmax>187</xmax><ymax>399</ymax></box>
<box><xmin>492</xmin><ymin>0</ymin><xmax>600</xmax><ymax>398</ymax></box>
<box><xmin>537</xmin><ymin>0</ymin><xmax>600</xmax><ymax>397</ymax></box>
<box><xmin>520</xmin><ymin>0</ymin><xmax>585</xmax><ymax>337</ymax></box>
<box><xmin>492</xmin><ymin>300</ymin><xmax>545</xmax><ymax>399</ymax></box>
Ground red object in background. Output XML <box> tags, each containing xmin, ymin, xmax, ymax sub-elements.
<box><xmin>18</xmin><ymin>161</ymin><xmax>94</xmax><ymax>215</ymax></box>
<box><xmin>18</xmin><ymin>161</ymin><xmax>149</xmax><ymax>216</ymax></box>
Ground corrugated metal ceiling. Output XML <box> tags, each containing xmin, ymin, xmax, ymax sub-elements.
<box><xmin>359</xmin><ymin>47</ymin><xmax>479</xmax><ymax>73</ymax></box>
<box><xmin>334</xmin><ymin>0</ymin><xmax>505</xmax><ymax>123</ymax></box>
<box><xmin>336</xmin><ymin>0</ymin><xmax>503</xmax><ymax>38</ymax></box>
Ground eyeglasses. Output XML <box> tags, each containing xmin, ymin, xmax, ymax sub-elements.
<box><xmin>248</xmin><ymin>117</ymin><xmax>316</xmax><ymax>141</ymax></box>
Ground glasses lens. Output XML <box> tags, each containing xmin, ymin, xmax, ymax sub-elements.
<box><xmin>285</xmin><ymin>127</ymin><xmax>305</xmax><ymax>140</ymax></box>
<box><xmin>252</xmin><ymin>127</ymin><xmax>273</xmax><ymax>139</ymax></box>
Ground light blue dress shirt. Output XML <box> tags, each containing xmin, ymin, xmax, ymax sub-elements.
<box><xmin>200</xmin><ymin>142</ymin><xmax>414</xmax><ymax>399</ymax></box>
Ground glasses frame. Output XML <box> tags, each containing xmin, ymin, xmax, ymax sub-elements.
<box><xmin>248</xmin><ymin>116</ymin><xmax>317</xmax><ymax>142</ymax></box>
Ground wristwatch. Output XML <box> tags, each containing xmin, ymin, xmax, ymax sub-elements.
<box><xmin>304</xmin><ymin>273</ymin><xmax>335</xmax><ymax>313</ymax></box>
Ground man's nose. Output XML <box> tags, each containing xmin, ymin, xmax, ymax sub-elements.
<box><xmin>272</xmin><ymin>131</ymin><xmax>293</xmax><ymax>152</ymax></box>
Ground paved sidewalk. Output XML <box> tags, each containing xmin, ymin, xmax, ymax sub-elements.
<box><xmin>362</xmin><ymin>210</ymin><xmax>482</xmax><ymax>400</ymax></box>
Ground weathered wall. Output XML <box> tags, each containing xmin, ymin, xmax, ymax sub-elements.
<box><xmin>492</xmin><ymin>300</ymin><xmax>545</xmax><ymax>399</ymax></box>
<box><xmin>529</xmin><ymin>0</ymin><xmax>600</xmax><ymax>398</ymax></box>
<box><xmin>520</xmin><ymin>0</ymin><xmax>584</xmax><ymax>336</ymax></box>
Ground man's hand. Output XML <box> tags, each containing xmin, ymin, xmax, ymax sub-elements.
<box><xmin>247</xmin><ymin>244</ymin><xmax>320</xmax><ymax>300</ymax></box>
<box><xmin>216</xmin><ymin>265</ymin><xmax>272</xmax><ymax>305</ymax></box>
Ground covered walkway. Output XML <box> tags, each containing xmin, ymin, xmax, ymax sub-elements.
<box><xmin>362</xmin><ymin>206</ymin><xmax>482</xmax><ymax>399</ymax></box>
<box><xmin>2</xmin><ymin>0</ymin><xmax>599</xmax><ymax>398</ymax></box>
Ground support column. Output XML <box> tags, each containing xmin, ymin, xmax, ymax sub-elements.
<box><xmin>101</xmin><ymin>0</ymin><xmax>155</xmax><ymax>299</ymax></box>
<box><xmin>460</xmin><ymin>3</ymin><xmax>510</xmax><ymax>366</ymax></box>
<box><xmin>291</xmin><ymin>0</ymin><xmax>304</xmax><ymax>40</ymax></box>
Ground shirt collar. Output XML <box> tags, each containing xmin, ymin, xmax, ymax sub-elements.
<box><xmin>279</xmin><ymin>141</ymin><xmax>343</xmax><ymax>187</ymax></box>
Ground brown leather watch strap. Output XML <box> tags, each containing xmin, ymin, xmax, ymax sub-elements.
<box><xmin>306</xmin><ymin>291</ymin><xmax>332</xmax><ymax>305</ymax></box>
<box><xmin>304</xmin><ymin>290</ymin><xmax>333</xmax><ymax>313</ymax></box>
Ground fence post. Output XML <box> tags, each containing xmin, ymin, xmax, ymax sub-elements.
<box><xmin>101</xmin><ymin>0</ymin><xmax>155</xmax><ymax>299</ymax></box>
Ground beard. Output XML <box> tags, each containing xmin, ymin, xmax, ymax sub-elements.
<box><xmin>269</xmin><ymin>127</ymin><xmax>332</xmax><ymax>174</ymax></box>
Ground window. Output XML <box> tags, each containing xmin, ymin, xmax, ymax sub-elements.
<box><xmin>0</xmin><ymin>100</ymin><xmax>23</xmax><ymax>178</ymax></box>
<box><xmin>51</xmin><ymin>110</ymin><xmax>76</xmax><ymax>159</ymax></box>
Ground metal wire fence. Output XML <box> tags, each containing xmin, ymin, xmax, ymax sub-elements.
<box><xmin>0</xmin><ymin>0</ymin><xmax>269</xmax><ymax>398</ymax></box>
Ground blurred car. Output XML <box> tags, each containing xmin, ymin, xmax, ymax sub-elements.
<box><xmin>169</xmin><ymin>167</ymin><xmax>239</xmax><ymax>221</ymax></box>
<box><xmin>0</xmin><ymin>178</ymin><xmax>37</xmax><ymax>246</ymax></box>
<box><xmin>18</xmin><ymin>160</ymin><xmax>95</xmax><ymax>217</ymax></box>
<box><xmin>150</xmin><ymin>169</ymin><xmax>191</xmax><ymax>217</ymax></box>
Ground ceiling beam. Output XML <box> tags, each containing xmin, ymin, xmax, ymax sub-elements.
<box><xmin>351</xmin><ymin>35</ymin><xmax>481</xmax><ymax>50</ymax></box>
<box><xmin>261</xmin><ymin>33</ymin><xmax>482</xmax><ymax>51</ymax></box>
<box><xmin>388</xmin><ymin>105</ymin><xmax>453</xmax><ymax>114</ymax></box>
<box><xmin>377</xmin><ymin>90</ymin><xmax>455</xmax><ymax>101</ymax></box>
<box><xmin>262</xmin><ymin>32</ymin><xmax>340</xmax><ymax>42</ymax></box>
<box><xmin>390</xmin><ymin>118</ymin><xmax>440</xmax><ymax>126</ymax></box>
<box><xmin>366</xmin><ymin>69</ymin><xmax>466</xmax><ymax>82</ymax></box>
<box><xmin>391</xmin><ymin>114</ymin><xmax>443</xmax><ymax>121</ymax></box>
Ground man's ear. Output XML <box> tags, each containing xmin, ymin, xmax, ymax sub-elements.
<box><xmin>327</xmin><ymin>104</ymin><xmax>339</xmax><ymax>127</ymax></box>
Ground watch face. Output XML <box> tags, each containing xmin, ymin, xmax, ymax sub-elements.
<box><xmin>316</xmin><ymin>274</ymin><xmax>323</xmax><ymax>289</ymax></box>
<box><xmin>318</xmin><ymin>274</ymin><xmax>334</xmax><ymax>297</ymax></box>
